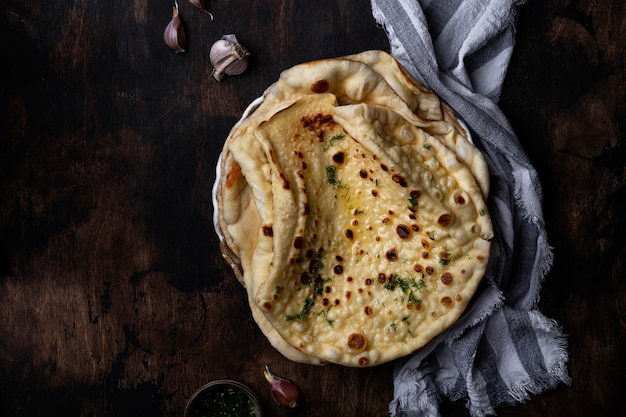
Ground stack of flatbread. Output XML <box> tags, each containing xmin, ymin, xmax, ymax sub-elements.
<box><xmin>212</xmin><ymin>51</ymin><xmax>493</xmax><ymax>367</ymax></box>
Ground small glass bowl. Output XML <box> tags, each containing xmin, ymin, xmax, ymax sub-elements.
<box><xmin>184</xmin><ymin>380</ymin><xmax>262</xmax><ymax>417</ymax></box>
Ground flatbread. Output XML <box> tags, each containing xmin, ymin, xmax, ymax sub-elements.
<box><xmin>213</xmin><ymin>51</ymin><xmax>493</xmax><ymax>367</ymax></box>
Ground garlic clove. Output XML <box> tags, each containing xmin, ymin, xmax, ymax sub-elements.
<box><xmin>189</xmin><ymin>0</ymin><xmax>214</xmax><ymax>19</ymax></box>
<box><xmin>163</xmin><ymin>3</ymin><xmax>186</xmax><ymax>53</ymax></box>
<box><xmin>263</xmin><ymin>366</ymin><xmax>299</xmax><ymax>408</ymax></box>
<box><xmin>209</xmin><ymin>34</ymin><xmax>251</xmax><ymax>81</ymax></box>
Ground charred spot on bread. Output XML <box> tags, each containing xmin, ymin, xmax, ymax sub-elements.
<box><xmin>346</xmin><ymin>333</ymin><xmax>367</xmax><ymax>352</ymax></box>
<box><xmin>225</xmin><ymin>161</ymin><xmax>242</xmax><ymax>189</ymax></box>
<box><xmin>310</xmin><ymin>79</ymin><xmax>330</xmax><ymax>93</ymax></box>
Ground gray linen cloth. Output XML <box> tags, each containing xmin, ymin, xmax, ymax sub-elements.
<box><xmin>369</xmin><ymin>1</ymin><xmax>571</xmax><ymax>416</ymax></box>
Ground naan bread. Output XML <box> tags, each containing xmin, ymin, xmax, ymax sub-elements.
<box><xmin>213</xmin><ymin>51</ymin><xmax>493</xmax><ymax>367</ymax></box>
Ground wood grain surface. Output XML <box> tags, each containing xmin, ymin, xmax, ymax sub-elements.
<box><xmin>1</xmin><ymin>0</ymin><xmax>624</xmax><ymax>416</ymax></box>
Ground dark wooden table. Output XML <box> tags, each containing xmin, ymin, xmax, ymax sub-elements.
<box><xmin>1</xmin><ymin>1</ymin><xmax>624</xmax><ymax>416</ymax></box>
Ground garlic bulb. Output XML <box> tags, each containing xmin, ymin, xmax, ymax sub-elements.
<box><xmin>163</xmin><ymin>2</ymin><xmax>186</xmax><ymax>53</ymax></box>
<box><xmin>209</xmin><ymin>34</ymin><xmax>251</xmax><ymax>81</ymax></box>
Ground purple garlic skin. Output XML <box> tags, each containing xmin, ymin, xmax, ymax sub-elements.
<box><xmin>264</xmin><ymin>366</ymin><xmax>299</xmax><ymax>408</ymax></box>
<box><xmin>188</xmin><ymin>0</ymin><xmax>214</xmax><ymax>19</ymax></box>
<box><xmin>210</xmin><ymin>34</ymin><xmax>251</xmax><ymax>81</ymax></box>
<box><xmin>163</xmin><ymin>5</ymin><xmax>186</xmax><ymax>53</ymax></box>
